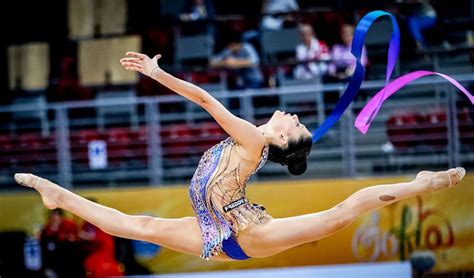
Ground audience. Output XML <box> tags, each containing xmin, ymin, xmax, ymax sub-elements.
<box><xmin>293</xmin><ymin>24</ymin><xmax>331</xmax><ymax>80</ymax></box>
<box><xmin>210</xmin><ymin>31</ymin><xmax>264</xmax><ymax>89</ymax></box>
<box><xmin>38</xmin><ymin>202</ymin><xmax>139</xmax><ymax>277</ymax></box>
<box><xmin>179</xmin><ymin>0</ymin><xmax>215</xmax><ymax>35</ymax></box>
<box><xmin>327</xmin><ymin>24</ymin><xmax>368</xmax><ymax>82</ymax></box>
<box><xmin>5</xmin><ymin>2</ymin><xmax>472</xmax><ymax>101</ymax></box>
<box><xmin>40</xmin><ymin>209</ymin><xmax>84</xmax><ymax>278</ymax></box>
<box><xmin>79</xmin><ymin>199</ymin><xmax>124</xmax><ymax>278</ymax></box>
<box><xmin>179</xmin><ymin>0</ymin><xmax>215</xmax><ymax>22</ymax></box>
<box><xmin>261</xmin><ymin>0</ymin><xmax>300</xmax><ymax>30</ymax></box>
<box><xmin>398</xmin><ymin>0</ymin><xmax>438</xmax><ymax>51</ymax></box>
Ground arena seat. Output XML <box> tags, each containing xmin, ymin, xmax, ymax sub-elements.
<box><xmin>70</xmin><ymin>129</ymin><xmax>104</xmax><ymax>167</ymax></box>
<box><xmin>458</xmin><ymin>107</ymin><xmax>474</xmax><ymax>147</ymax></box>
<box><xmin>0</xmin><ymin>134</ymin><xmax>14</xmax><ymax>169</ymax></box>
<box><xmin>386</xmin><ymin>112</ymin><xmax>419</xmax><ymax>150</ymax></box>
<box><xmin>261</xmin><ymin>28</ymin><xmax>299</xmax><ymax>64</ymax></box>
<box><xmin>106</xmin><ymin>127</ymin><xmax>133</xmax><ymax>166</ymax></box>
<box><xmin>0</xmin><ymin>132</ymin><xmax>55</xmax><ymax>172</ymax></box>
<box><xmin>417</xmin><ymin>109</ymin><xmax>448</xmax><ymax>150</ymax></box>
<box><xmin>194</xmin><ymin>122</ymin><xmax>226</xmax><ymax>153</ymax></box>
<box><xmin>127</xmin><ymin>126</ymin><xmax>149</xmax><ymax>163</ymax></box>
<box><xmin>387</xmin><ymin>108</ymin><xmax>473</xmax><ymax>152</ymax></box>
<box><xmin>160</xmin><ymin>123</ymin><xmax>195</xmax><ymax>161</ymax></box>
<box><xmin>175</xmin><ymin>34</ymin><xmax>214</xmax><ymax>66</ymax></box>
<box><xmin>96</xmin><ymin>89</ymin><xmax>139</xmax><ymax>130</ymax></box>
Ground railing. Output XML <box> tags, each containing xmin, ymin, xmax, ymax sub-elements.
<box><xmin>0</xmin><ymin>74</ymin><xmax>473</xmax><ymax>189</ymax></box>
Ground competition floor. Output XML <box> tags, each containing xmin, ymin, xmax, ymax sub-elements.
<box><xmin>129</xmin><ymin>262</ymin><xmax>411</xmax><ymax>278</ymax></box>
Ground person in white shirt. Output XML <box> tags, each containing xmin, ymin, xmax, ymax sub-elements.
<box><xmin>293</xmin><ymin>24</ymin><xmax>331</xmax><ymax>80</ymax></box>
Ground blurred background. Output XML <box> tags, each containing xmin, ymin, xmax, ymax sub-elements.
<box><xmin>0</xmin><ymin>0</ymin><xmax>474</xmax><ymax>277</ymax></box>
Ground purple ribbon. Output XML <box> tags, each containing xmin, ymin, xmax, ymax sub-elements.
<box><xmin>355</xmin><ymin>70</ymin><xmax>474</xmax><ymax>134</ymax></box>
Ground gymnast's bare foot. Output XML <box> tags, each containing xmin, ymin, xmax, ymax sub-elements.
<box><xmin>415</xmin><ymin>167</ymin><xmax>466</xmax><ymax>192</ymax></box>
<box><xmin>14</xmin><ymin>173</ymin><xmax>59</xmax><ymax>209</ymax></box>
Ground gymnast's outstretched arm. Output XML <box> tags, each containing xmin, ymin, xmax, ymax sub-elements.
<box><xmin>14</xmin><ymin>173</ymin><xmax>231</xmax><ymax>261</ymax></box>
<box><xmin>120</xmin><ymin>52</ymin><xmax>265</xmax><ymax>160</ymax></box>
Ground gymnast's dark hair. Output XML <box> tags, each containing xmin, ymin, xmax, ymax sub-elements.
<box><xmin>268</xmin><ymin>135</ymin><xmax>312</xmax><ymax>176</ymax></box>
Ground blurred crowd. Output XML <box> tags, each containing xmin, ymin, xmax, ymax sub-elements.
<box><xmin>2</xmin><ymin>0</ymin><xmax>472</xmax><ymax>105</ymax></box>
<box><xmin>1</xmin><ymin>203</ymin><xmax>152</xmax><ymax>278</ymax></box>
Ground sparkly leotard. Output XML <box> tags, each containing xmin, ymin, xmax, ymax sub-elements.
<box><xmin>189</xmin><ymin>137</ymin><xmax>270</xmax><ymax>260</ymax></box>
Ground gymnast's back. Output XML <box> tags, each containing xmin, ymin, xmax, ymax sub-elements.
<box><xmin>188</xmin><ymin>137</ymin><xmax>270</xmax><ymax>258</ymax></box>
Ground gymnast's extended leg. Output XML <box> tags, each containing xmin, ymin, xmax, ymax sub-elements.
<box><xmin>14</xmin><ymin>173</ymin><xmax>231</xmax><ymax>261</ymax></box>
<box><xmin>239</xmin><ymin>168</ymin><xmax>465</xmax><ymax>258</ymax></box>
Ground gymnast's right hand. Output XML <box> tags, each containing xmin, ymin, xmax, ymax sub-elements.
<box><xmin>120</xmin><ymin>52</ymin><xmax>162</xmax><ymax>77</ymax></box>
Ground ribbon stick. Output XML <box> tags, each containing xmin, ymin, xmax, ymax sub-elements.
<box><xmin>312</xmin><ymin>10</ymin><xmax>400</xmax><ymax>143</ymax></box>
<box><xmin>355</xmin><ymin>70</ymin><xmax>474</xmax><ymax>134</ymax></box>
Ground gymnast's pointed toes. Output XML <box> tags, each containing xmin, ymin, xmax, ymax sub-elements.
<box><xmin>455</xmin><ymin>167</ymin><xmax>466</xmax><ymax>180</ymax></box>
<box><xmin>14</xmin><ymin>173</ymin><xmax>27</xmax><ymax>185</ymax></box>
<box><xmin>14</xmin><ymin>173</ymin><xmax>34</xmax><ymax>188</ymax></box>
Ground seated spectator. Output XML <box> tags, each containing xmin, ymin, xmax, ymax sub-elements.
<box><xmin>179</xmin><ymin>0</ymin><xmax>215</xmax><ymax>35</ymax></box>
<box><xmin>400</xmin><ymin>0</ymin><xmax>437</xmax><ymax>51</ymax></box>
<box><xmin>293</xmin><ymin>24</ymin><xmax>330</xmax><ymax>80</ymax></box>
<box><xmin>328</xmin><ymin>24</ymin><xmax>368</xmax><ymax>81</ymax></box>
<box><xmin>179</xmin><ymin>0</ymin><xmax>214</xmax><ymax>22</ymax></box>
<box><xmin>114</xmin><ymin>238</ymin><xmax>152</xmax><ymax>276</ymax></box>
<box><xmin>261</xmin><ymin>0</ymin><xmax>299</xmax><ymax>30</ymax></box>
<box><xmin>210</xmin><ymin>32</ymin><xmax>264</xmax><ymax>89</ymax></box>
<box><xmin>40</xmin><ymin>209</ymin><xmax>84</xmax><ymax>278</ymax></box>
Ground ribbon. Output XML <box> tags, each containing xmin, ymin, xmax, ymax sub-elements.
<box><xmin>312</xmin><ymin>10</ymin><xmax>400</xmax><ymax>143</ymax></box>
<box><xmin>311</xmin><ymin>10</ymin><xmax>473</xmax><ymax>142</ymax></box>
<box><xmin>355</xmin><ymin>70</ymin><xmax>474</xmax><ymax>134</ymax></box>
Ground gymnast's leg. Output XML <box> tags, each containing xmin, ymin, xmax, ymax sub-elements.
<box><xmin>14</xmin><ymin>173</ymin><xmax>231</xmax><ymax>261</ymax></box>
<box><xmin>239</xmin><ymin>168</ymin><xmax>465</xmax><ymax>258</ymax></box>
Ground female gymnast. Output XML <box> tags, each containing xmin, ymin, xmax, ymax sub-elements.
<box><xmin>15</xmin><ymin>52</ymin><xmax>466</xmax><ymax>261</ymax></box>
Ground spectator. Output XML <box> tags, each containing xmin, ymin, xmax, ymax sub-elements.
<box><xmin>210</xmin><ymin>32</ymin><xmax>264</xmax><ymax>89</ymax></box>
<box><xmin>328</xmin><ymin>24</ymin><xmax>368</xmax><ymax>81</ymax></box>
<box><xmin>115</xmin><ymin>237</ymin><xmax>152</xmax><ymax>276</ymax></box>
<box><xmin>261</xmin><ymin>0</ymin><xmax>299</xmax><ymax>30</ymax></box>
<box><xmin>179</xmin><ymin>0</ymin><xmax>215</xmax><ymax>22</ymax></box>
<box><xmin>40</xmin><ymin>208</ymin><xmax>84</xmax><ymax>278</ymax></box>
<box><xmin>79</xmin><ymin>199</ymin><xmax>124</xmax><ymax>278</ymax></box>
<box><xmin>400</xmin><ymin>0</ymin><xmax>437</xmax><ymax>51</ymax></box>
<box><xmin>179</xmin><ymin>0</ymin><xmax>215</xmax><ymax>35</ymax></box>
<box><xmin>293</xmin><ymin>24</ymin><xmax>330</xmax><ymax>80</ymax></box>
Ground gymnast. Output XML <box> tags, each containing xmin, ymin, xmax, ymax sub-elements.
<box><xmin>15</xmin><ymin>52</ymin><xmax>466</xmax><ymax>261</ymax></box>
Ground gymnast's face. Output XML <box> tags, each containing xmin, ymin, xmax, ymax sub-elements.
<box><xmin>268</xmin><ymin>110</ymin><xmax>312</xmax><ymax>146</ymax></box>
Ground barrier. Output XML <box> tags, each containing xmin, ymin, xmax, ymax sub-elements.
<box><xmin>1</xmin><ymin>175</ymin><xmax>473</xmax><ymax>273</ymax></box>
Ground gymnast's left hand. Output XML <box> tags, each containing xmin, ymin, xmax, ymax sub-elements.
<box><xmin>120</xmin><ymin>52</ymin><xmax>162</xmax><ymax>77</ymax></box>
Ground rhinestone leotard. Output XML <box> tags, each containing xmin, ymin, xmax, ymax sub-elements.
<box><xmin>189</xmin><ymin>137</ymin><xmax>270</xmax><ymax>259</ymax></box>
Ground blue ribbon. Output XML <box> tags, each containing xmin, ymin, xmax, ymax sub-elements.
<box><xmin>311</xmin><ymin>11</ymin><xmax>400</xmax><ymax>143</ymax></box>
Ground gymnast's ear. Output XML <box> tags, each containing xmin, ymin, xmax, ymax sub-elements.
<box><xmin>278</xmin><ymin>133</ymin><xmax>288</xmax><ymax>147</ymax></box>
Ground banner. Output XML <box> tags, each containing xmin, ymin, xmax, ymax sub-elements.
<box><xmin>1</xmin><ymin>175</ymin><xmax>473</xmax><ymax>273</ymax></box>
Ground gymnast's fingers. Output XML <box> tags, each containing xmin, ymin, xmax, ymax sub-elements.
<box><xmin>120</xmin><ymin>57</ymin><xmax>142</xmax><ymax>64</ymax></box>
<box><xmin>126</xmin><ymin>51</ymin><xmax>147</xmax><ymax>59</ymax></box>
<box><xmin>124</xmin><ymin>65</ymin><xmax>144</xmax><ymax>73</ymax></box>
<box><xmin>121</xmin><ymin>61</ymin><xmax>143</xmax><ymax>69</ymax></box>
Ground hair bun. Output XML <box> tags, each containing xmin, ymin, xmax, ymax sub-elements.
<box><xmin>287</xmin><ymin>161</ymin><xmax>307</xmax><ymax>176</ymax></box>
